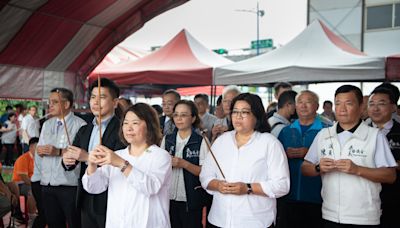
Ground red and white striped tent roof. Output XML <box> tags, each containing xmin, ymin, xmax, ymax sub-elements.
<box><xmin>88</xmin><ymin>29</ymin><xmax>232</xmax><ymax>86</ymax></box>
<box><xmin>214</xmin><ymin>20</ymin><xmax>385</xmax><ymax>85</ymax></box>
<box><xmin>92</xmin><ymin>46</ymin><xmax>149</xmax><ymax>73</ymax></box>
<box><xmin>0</xmin><ymin>0</ymin><xmax>188</xmax><ymax>102</ymax></box>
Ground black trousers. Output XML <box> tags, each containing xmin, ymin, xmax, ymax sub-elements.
<box><xmin>169</xmin><ymin>200</ymin><xmax>202</xmax><ymax>228</ymax></box>
<box><xmin>324</xmin><ymin>219</ymin><xmax>379</xmax><ymax>228</ymax></box>
<box><xmin>31</xmin><ymin>181</ymin><xmax>46</xmax><ymax>228</ymax></box>
<box><xmin>278</xmin><ymin>200</ymin><xmax>322</xmax><ymax>228</ymax></box>
<box><xmin>81</xmin><ymin>194</ymin><xmax>106</xmax><ymax>228</ymax></box>
<box><xmin>41</xmin><ymin>185</ymin><xmax>80</xmax><ymax>228</ymax></box>
<box><xmin>208</xmin><ymin>223</ymin><xmax>275</xmax><ymax>228</ymax></box>
<box><xmin>16</xmin><ymin>136</ymin><xmax>22</xmax><ymax>157</ymax></box>
<box><xmin>4</xmin><ymin>144</ymin><xmax>14</xmax><ymax>165</ymax></box>
<box><xmin>205</xmin><ymin>194</ymin><xmax>213</xmax><ymax>228</ymax></box>
<box><xmin>380</xmin><ymin>204</ymin><xmax>400</xmax><ymax>228</ymax></box>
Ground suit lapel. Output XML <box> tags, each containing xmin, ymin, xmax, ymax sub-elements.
<box><xmin>102</xmin><ymin>116</ymin><xmax>119</xmax><ymax>147</ymax></box>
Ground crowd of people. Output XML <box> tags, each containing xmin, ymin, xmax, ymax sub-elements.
<box><xmin>0</xmin><ymin>79</ymin><xmax>399</xmax><ymax>228</ymax></box>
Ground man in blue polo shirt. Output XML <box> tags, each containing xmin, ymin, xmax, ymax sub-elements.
<box><xmin>277</xmin><ymin>90</ymin><xmax>331</xmax><ymax>228</ymax></box>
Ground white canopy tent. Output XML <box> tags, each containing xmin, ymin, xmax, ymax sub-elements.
<box><xmin>213</xmin><ymin>20</ymin><xmax>385</xmax><ymax>85</ymax></box>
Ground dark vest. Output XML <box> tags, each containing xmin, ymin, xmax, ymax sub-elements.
<box><xmin>381</xmin><ymin>120</ymin><xmax>400</xmax><ymax>206</ymax></box>
<box><xmin>165</xmin><ymin>129</ymin><xmax>207</xmax><ymax>210</ymax></box>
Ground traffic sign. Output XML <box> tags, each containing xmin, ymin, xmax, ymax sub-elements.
<box><xmin>251</xmin><ymin>39</ymin><xmax>273</xmax><ymax>49</ymax></box>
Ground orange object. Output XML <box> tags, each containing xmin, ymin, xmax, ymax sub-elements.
<box><xmin>12</xmin><ymin>152</ymin><xmax>34</xmax><ymax>182</ymax></box>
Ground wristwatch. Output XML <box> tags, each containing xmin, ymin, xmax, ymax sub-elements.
<box><xmin>246</xmin><ymin>183</ymin><xmax>253</xmax><ymax>194</ymax></box>
<box><xmin>315</xmin><ymin>164</ymin><xmax>321</xmax><ymax>173</ymax></box>
<box><xmin>120</xmin><ymin>160</ymin><xmax>130</xmax><ymax>173</ymax></box>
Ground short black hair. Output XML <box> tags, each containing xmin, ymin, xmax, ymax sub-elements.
<box><xmin>5</xmin><ymin>105</ymin><xmax>13</xmax><ymax>111</ymax></box>
<box><xmin>163</xmin><ymin>89</ymin><xmax>181</xmax><ymax>101</ymax></box>
<box><xmin>151</xmin><ymin>104</ymin><xmax>163</xmax><ymax>115</ymax></box>
<box><xmin>89</xmin><ymin>78</ymin><xmax>120</xmax><ymax>99</ymax></box>
<box><xmin>370</xmin><ymin>87</ymin><xmax>397</xmax><ymax>104</ymax></box>
<box><xmin>194</xmin><ymin>93</ymin><xmax>209</xmax><ymax>103</ymax></box>
<box><xmin>14</xmin><ymin>104</ymin><xmax>24</xmax><ymax>110</ymax></box>
<box><xmin>274</xmin><ymin>82</ymin><xmax>292</xmax><ymax>95</ymax></box>
<box><xmin>229</xmin><ymin>93</ymin><xmax>270</xmax><ymax>133</ymax></box>
<box><xmin>335</xmin><ymin>85</ymin><xmax>363</xmax><ymax>105</ymax></box>
<box><xmin>278</xmin><ymin>90</ymin><xmax>297</xmax><ymax>109</ymax></box>
<box><xmin>50</xmin><ymin>88</ymin><xmax>74</xmax><ymax>108</ymax></box>
<box><xmin>323</xmin><ymin>100</ymin><xmax>333</xmax><ymax>107</ymax></box>
<box><xmin>7</xmin><ymin>112</ymin><xmax>15</xmax><ymax>120</ymax></box>
<box><xmin>216</xmin><ymin>95</ymin><xmax>222</xmax><ymax>106</ymax></box>
<box><xmin>375</xmin><ymin>82</ymin><xmax>399</xmax><ymax>104</ymax></box>
<box><xmin>172</xmin><ymin>100</ymin><xmax>201</xmax><ymax>129</ymax></box>
<box><xmin>29</xmin><ymin>137</ymin><xmax>39</xmax><ymax>146</ymax></box>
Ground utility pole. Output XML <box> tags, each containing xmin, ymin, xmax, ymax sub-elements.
<box><xmin>236</xmin><ymin>1</ymin><xmax>265</xmax><ymax>55</ymax></box>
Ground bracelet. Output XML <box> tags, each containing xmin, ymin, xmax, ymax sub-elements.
<box><xmin>120</xmin><ymin>160</ymin><xmax>130</xmax><ymax>173</ymax></box>
<box><xmin>246</xmin><ymin>183</ymin><xmax>253</xmax><ymax>194</ymax></box>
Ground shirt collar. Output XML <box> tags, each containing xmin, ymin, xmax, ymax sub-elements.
<box><xmin>337</xmin><ymin>120</ymin><xmax>362</xmax><ymax>134</ymax></box>
<box><xmin>56</xmin><ymin>111</ymin><xmax>73</xmax><ymax>124</ymax></box>
<box><xmin>273</xmin><ymin>112</ymin><xmax>290</xmax><ymax>124</ymax></box>
<box><xmin>92</xmin><ymin>114</ymin><xmax>114</xmax><ymax>127</ymax></box>
<box><xmin>371</xmin><ymin>119</ymin><xmax>393</xmax><ymax>130</ymax></box>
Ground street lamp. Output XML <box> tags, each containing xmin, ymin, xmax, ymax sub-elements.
<box><xmin>236</xmin><ymin>1</ymin><xmax>265</xmax><ymax>55</ymax></box>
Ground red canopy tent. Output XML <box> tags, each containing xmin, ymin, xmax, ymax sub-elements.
<box><xmin>88</xmin><ymin>29</ymin><xmax>232</xmax><ymax>86</ymax></box>
<box><xmin>386</xmin><ymin>54</ymin><xmax>400</xmax><ymax>81</ymax></box>
<box><xmin>177</xmin><ymin>86</ymin><xmax>224</xmax><ymax>96</ymax></box>
<box><xmin>0</xmin><ymin>0</ymin><xmax>188</xmax><ymax>102</ymax></box>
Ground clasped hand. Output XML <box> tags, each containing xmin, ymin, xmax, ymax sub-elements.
<box><xmin>171</xmin><ymin>156</ymin><xmax>188</xmax><ymax>169</ymax></box>
<box><xmin>62</xmin><ymin>145</ymin><xmax>88</xmax><ymax>165</ymax></box>
<box><xmin>320</xmin><ymin>158</ymin><xmax>359</xmax><ymax>174</ymax></box>
<box><xmin>37</xmin><ymin>145</ymin><xmax>58</xmax><ymax>157</ymax></box>
<box><xmin>217</xmin><ymin>181</ymin><xmax>247</xmax><ymax>195</ymax></box>
<box><xmin>87</xmin><ymin>145</ymin><xmax>122</xmax><ymax>167</ymax></box>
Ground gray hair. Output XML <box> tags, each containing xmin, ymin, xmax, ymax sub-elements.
<box><xmin>222</xmin><ymin>85</ymin><xmax>240</xmax><ymax>98</ymax></box>
<box><xmin>295</xmin><ymin>90</ymin><xmax>319</xmax><ymax>104</ymax></box>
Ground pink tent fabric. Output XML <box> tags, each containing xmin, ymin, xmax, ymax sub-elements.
<box><xmin>91</xmin><ymin>46</ymin><xmax>148</xmax><ymax>73</ymax></box>
<box><xmin>177</xmin><ymin>86</ymin><xmax>224</xmax><ymax>96</ymax></box>
<box><xmin>386</xmin><ymin>54</ymin><xmax>400</xmax><ymax>81</ymax></box>
<box><xmin>88</xmin><ymin>29</ymin><xmax>232</xmax><ymax>85</ymax></box>
<box><xmin>0</xmin><ymin>0</ymin><xmax>187</xmax><ymax>101</ymax></box>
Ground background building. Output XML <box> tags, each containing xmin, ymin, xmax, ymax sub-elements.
<box><xmin>308</xmin><ymin>0</ymin><xmax>400</xmax><ymax>56</ymax></box>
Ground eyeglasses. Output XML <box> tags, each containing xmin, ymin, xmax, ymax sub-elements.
<box><xmin>368</xmin><ymin>102</ymin><xmax>390</xmax><ymax>109</ymax></box>
<box><xmin>231</xmin><ymin>110</ymin><xmax>251</xmax><ymax>118</ymax></box>
<box><xmin>222</xmin><ymin>99</ymin><xmax>232</xmax><ymax>104</ymax></box>
<box><xmin>172</xmin><ymin>113</ymin><xmax>192</xmax><ymax>119</ymax></box>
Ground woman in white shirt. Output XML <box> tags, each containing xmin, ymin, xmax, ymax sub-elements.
<box><xmin>1</xmin><ymin>113</ymin><xmax>17</xmax><ymax>165</ymax></box>
<box><xmin>200</xmin><ymin>93</ymin><xmax>290</xmax><ymax>228</ymax></box>
<box><xmin>160</xmin><ymin>100</ymin><xmax>209</xmax><ymax>228</ymax></box>
<box><xmin>82</xmin><ymin>103</ymin><xmax>172</xmax><ymax>228</ymax></box>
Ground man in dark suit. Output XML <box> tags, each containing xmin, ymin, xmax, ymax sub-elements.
<box><xmin>159</xmin><ymin>89</ymin><xmax>180</xmax><ymax>135</ymax></box>
<box><xmin>62</xmin><ymin>78</ymin><xmax>126</xmax><ymax>228</ymax></box>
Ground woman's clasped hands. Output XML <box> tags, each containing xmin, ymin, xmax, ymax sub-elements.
<box><xmin>216</xmin><ymin>180</ymin><xmax>248</xmax><ymax>195</ymax></box>
<box><xmin>88</xmin><ymin>145</ymin><xmax>123</xmax><ymax>167</ymax></box>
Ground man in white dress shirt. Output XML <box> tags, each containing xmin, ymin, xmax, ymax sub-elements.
<box><xmin>33</xmin><ymin>88</ymin><xmax>86</xmax><ymax>228</ymax></box>
<box><xmin>21</xmin><ymin>106</ymin><xmax>40</xmax><ymax>153</ymax></box>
